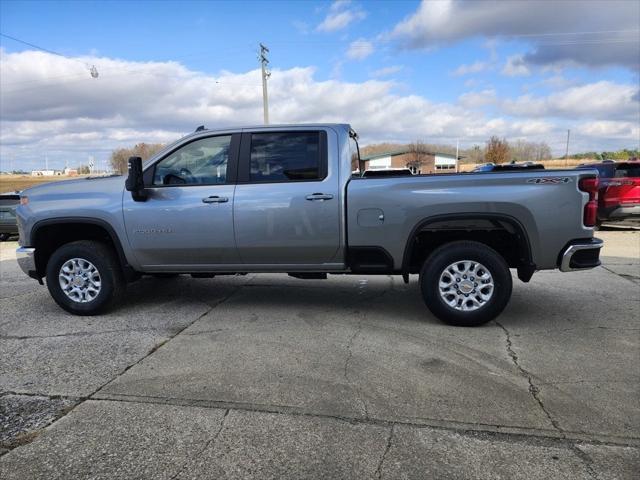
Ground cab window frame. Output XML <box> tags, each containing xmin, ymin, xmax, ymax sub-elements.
<box><xmin>237</xmin><ymin>130</ymin><xmax>328</xmax><ymax>184</ymax></box>
<box><xmin>143</xmin><ymin>133</ymin><xmax>240</xmax><ymax>188</ymax></box>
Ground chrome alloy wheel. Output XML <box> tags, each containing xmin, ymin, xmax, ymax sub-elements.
<box><xmin>438</xmin><ymin>260</ymin><xmax>494</xmax><ymax>311</ymax></box>
<box><xmin>58</xmin><ymin>258</ymin><xmax>102</xmax><ymax>303</ymax></box>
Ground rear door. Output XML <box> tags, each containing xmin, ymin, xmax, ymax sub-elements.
<box><xmin>233</xmin><ymin>129</ymin><xmax>342</xmax><ymax>267</ymax></box>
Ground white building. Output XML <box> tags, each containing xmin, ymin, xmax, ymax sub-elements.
<box><xmin>434</xmin><ymin>153</ymin><xmax>458</xmax><ymax>172</ymax></box>
<box><xmin>31</xmin><ymin>170</ymin><xmax>62</xmax><ymax>176</ymax></box>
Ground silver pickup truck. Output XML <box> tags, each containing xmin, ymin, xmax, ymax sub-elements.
<box><xmin>16</xmin><ymin>124</ymin><xmax>603</xmax><ymax>326</ymax></box>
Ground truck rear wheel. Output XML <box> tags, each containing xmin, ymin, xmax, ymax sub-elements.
<box><xmin>45</xmin><ymin>240</ymin><xmax>125</xmax><ymax>315</ymax></box>
<box><xmin>419</xmin><ymin>241</ymin><xmax>512</xmax><ymax>327</ymax></box>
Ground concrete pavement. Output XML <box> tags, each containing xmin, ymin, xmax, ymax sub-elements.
<box><xmin>0</xmin><ymin>230</ymin><xmax>638</xmax><ymax>478</ymax></box>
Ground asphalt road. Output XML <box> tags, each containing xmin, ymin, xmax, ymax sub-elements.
<box><xmin>0</xmin><ymin>230</ymin><xmax>638</xmax><ymax>479</ymax></box>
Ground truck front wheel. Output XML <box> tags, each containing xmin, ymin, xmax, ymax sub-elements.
<box><xmin>45</xmin><ymin>240</ymin><xmax>125</xmax><ymax>315</ymax></box>
<box><xmin>419</xmin><ymin>241</ymin><xmax>512</xmax><ymax>327</ymax></box>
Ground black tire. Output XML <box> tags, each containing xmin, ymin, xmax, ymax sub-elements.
<box><xmin>45</xmin><ymin>240</ymin><xmax>125</xmax><ymax>315</ymax></box>
<box><xmin>0</xmin><ymin>233</ymin><xmax>10</xmax><ymax>241</ymax></box>
<box><xmin>419</xmin><ymin>241</ymin><xmax>512</xmax><ymax>327</ymax></box>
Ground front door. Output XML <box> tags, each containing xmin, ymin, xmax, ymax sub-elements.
<box><xmin>233</xmin><ymin>130</ymin><xmax>342</xmax><ymax>267</ymax></box>
<box><xmin>123</xmin><ymin>134</ymin><xmax>240</xmax><ymax>269</ymax></box>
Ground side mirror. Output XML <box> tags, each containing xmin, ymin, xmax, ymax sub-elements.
<box><xmin>125</xmin><ymin>156</ymin><xmax>147</xmax><ymax>201</ymax></box>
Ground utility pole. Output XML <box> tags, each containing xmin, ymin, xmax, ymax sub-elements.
<box><xmin>564</xmin><ymin>129</ymin><xmax>570</xmax><ymax>165</ymax></box>
<box><xmin>259</xmin><ymin>43</ymin><xmax>270</xmax><ymax>125</ymax></box>
<box><xmin>455</xmin><ymin>138</ymin><xmax>460</xmax><ymax>173</ymax></box>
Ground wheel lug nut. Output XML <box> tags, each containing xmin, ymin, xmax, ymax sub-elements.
<box><xmin>463</xmin><ymin>275</ymin><xmax>467</xmax><ymax>279</ymax></box>
<box><xmin>456</xmin><ymin>278</ymin><xmax>461</xmax><ymax>282</ymax></box>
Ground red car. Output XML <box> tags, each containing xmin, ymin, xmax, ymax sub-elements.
<box><xmin>578</xmin><ymin>160</ymin><xmax>640</xmax><ymax>226</ymax></box>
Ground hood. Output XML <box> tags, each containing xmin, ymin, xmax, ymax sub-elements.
<box><xmin>22</xmin><ymin>175</ymin><xmax>126</xmax><ymax>200</ymax></box>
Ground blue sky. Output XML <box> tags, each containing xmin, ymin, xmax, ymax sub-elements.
<box><xmin>1</xmin><ymin>0</ymin><xmax>639</xmax><ymax>170</ymax></box>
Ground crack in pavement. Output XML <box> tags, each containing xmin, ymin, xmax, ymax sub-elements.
<box><xmin>571</xmin><ymin>444</ymin><xmax>601</xmax><ymax>480</ymax></box>
<box><xmin>343</xmin><ymin>316</ymin><xmax>369</xmax><ymax>420</ymax></box>
<box><xmin>600</xmin><ymin>265</ymin><xmax>640</xmax><ymax>284</ymax></box>
<box><xmin>90</xmin><ymin>286</ymin><xmax>245</xmax><ymax>399</ymax></box>
<box><xmin>376</xmin><ymin>423</ymin><xmax>395</xmax><ymax>479</ymax></box>
<box><xmin>526</xmin><ymin>326</ymin><xmax>640</xmax><ymax>335</ymax></box>
<box><xmin>169</xmin><ymin>408</ymin><xmax>230</xmax><ymax>480</ymax></box>
<box><xmin>495</xmin><ymin>321</ymin><xmax>564</xmax><ymax>434</ymax></box>
<box><xmin>93</xmin><ymin>391</ymin><xmax>640</xmax><ymax>448</ymax></box>
<box><xmin>0</xmin><ymin>328</ymin><xmax>170</xmax><ymax>340</ymax></box>
<box><xmin>0</xmin><ymin>284</ymin><xmax>246</xmax><ymax>456</ymax></box>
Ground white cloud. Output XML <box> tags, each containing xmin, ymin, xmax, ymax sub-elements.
<box><xmin>391</xmin><ymin>0</ymin><xmax>640</xmax><ymax>71</ymax></box>
<box><xmin>1</xmin><ymin>50</ymin><xmax>638</xmax><ymax>170</ymax></box>
<box><xmin>371</xmin><ymin>65</ymin><xmax>403</xmax><ymax>77</ymax></box>
<box><xmin>502</xmin><ymin>55</ymin><xmax>530</xmax><ymax>77</ymax></box>
<box><xmin>317</xmin><ymin>0</ymin><xmax>366</xmax><ymax>32</ymax></box>
<box><xmin>578</xmin><ymin>120</ymin><xmax>640</xmax><ymax>139</ymax></box>
<box><xmin>452</xmin><ymin>61</ymin><xmax>490</xmax><ymax>76</ymax></box>
<box><xmin>458</xmin><ymin>89</ymin><xmax>497</xmax><ymax>108</ymax></box>
<box><xmin>502</xmin><ymin>81</ymin><xmax>639</xmax><ymax>120</ymax></box>
<box><xmin>346</xmin><ymin>39</ymin><xmax>374</xmax><ymax>60</ymax></box>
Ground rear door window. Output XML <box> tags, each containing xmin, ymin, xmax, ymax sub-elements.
<box><xmin>614</xmin><ymin>164</ymin><xmax>640</xmax><ymax>178</ymax></box>
<box><xmin>248</xmin><ymin>132</ymin><xmax>324</xmax><ymax>182</ymax></box>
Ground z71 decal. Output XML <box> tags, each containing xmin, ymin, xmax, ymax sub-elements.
<box><xmin>526</xmin><ymin>177</ymin><xmax>572</xmax><ymax>184</ymax></box>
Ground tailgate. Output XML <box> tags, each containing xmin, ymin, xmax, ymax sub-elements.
<box><xmin>602</xmin><ymin>163</ymin><xmax>640</xmax><ymax>207</ymax></box>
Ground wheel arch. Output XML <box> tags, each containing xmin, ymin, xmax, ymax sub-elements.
<box><xmin>401</xmin><ymin>213</ymin><xmax>535</xmax><ymax>282</ymax></box>
<box><xmin>30</xmin><ymin>217</ymin><xmax>135</xmax><ymax>280</ymax></box>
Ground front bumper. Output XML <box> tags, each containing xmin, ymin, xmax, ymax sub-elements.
<box><xmin>16</xmin><ymin>247</ymin><xmax>38</xmax><ymax>279</ymax></box>
<box><xmin>559</xmin><ymin>238</ymin><xmax>603</xmax><ymax>272</ymax></box>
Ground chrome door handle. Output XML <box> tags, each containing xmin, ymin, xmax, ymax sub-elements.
<box><xmin>202</xmin><ymin>196</ymin><xmax>229</xmax><ymax>203</ymax></box>
<box><xmin>305</xmin><ymin>193</ymin><xmax>334</xmax><ymax>201</ymax></box>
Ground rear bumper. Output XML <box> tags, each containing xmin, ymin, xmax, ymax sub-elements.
<box><xmin>559</xmin><ymin>238</ymin><xmax>603</xmax><ymax>272</ymax></box>
<box><xmin>16</xmin><ymin>247</ymin><xmax>38</xmax><ymax>279</ymax></box>
<box><xmin>0</xmin><ymin>222</ymin><xmax>18</xmax><ymax>234</ymax></box>
<box><xmin>609</xmin><ymin>205</ymin><xmax>640</xmax><ymax>219</ymax></box>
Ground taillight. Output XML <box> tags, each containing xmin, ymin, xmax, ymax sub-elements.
<box><xmin>578</xmin><ymin>177</ymin><xmax>598</xmax><ymax>227</ymax></box>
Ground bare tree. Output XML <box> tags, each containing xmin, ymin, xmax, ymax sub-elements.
<box><xmin>485</xmin><ymin>136</ymin><xmax>510</xmax><ymax>164</ymax></box>
<box><xmin>110</xmin><ymin>143</ymin><xmax>165</xmax><ymax>174</ymax></box>
<box><xmin>407</xmin><ymin>140</ymin><xmax>429</xmax><ymax>172</ymax></box>
<box><xmin>467</xmin><ymin>144</ymin><xmax>484</xmax><ymax>164</ymax></box>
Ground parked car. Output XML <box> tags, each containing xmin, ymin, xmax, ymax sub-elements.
<box><xmin>362</xmin><ymin>168</ymin><xmax>413</xmax><ymax>178</ymax></box>
<box><xmin>15</xmin><ymin>124</ymin><xmax>602</xmax><ymax>326</ymax></box>
<box><xmin>0</xmin><ymin>193</ymin><xmax>20</xmax><ymax>241</ymax></box>
<box><xmin>577</xmin><ymin>161</ymin><xmax>640</xmax><ymax>226</ymax></box>
<box><xmin>473</xmin><ymin>162</ymin><xmax>545</xmax><ymax>172</ymax></box>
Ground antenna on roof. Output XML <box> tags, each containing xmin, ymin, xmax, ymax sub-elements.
<box><xmin>195</xmin><ymin>125</ymin><xmax>205</xmax><ymax>132</ymax></box>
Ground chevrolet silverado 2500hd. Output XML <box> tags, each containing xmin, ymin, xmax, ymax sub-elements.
<box><xmin>15</xmin><ymin>124</ymin><xmax>603</xmax><ymax>326</ymax></box>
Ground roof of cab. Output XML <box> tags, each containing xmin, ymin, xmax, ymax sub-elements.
<box><xmin>191</xmin><ymin>123</ymin><xmax>351</xmax><ymax>134</ymax></box>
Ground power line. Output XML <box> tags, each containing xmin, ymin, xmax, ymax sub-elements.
<box><xmin>0</xmin><ymin>32</ymin><xmax>99</xmax><ymax>78</ymax></box>
<box><xmin>0</xmin><ymin>33</ymin><xmax>70</xmax><ymax>58</ymax></box>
